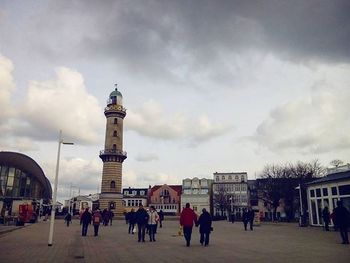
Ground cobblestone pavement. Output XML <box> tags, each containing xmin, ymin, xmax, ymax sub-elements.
<box><xmin>0</xmin><ymin>219</ymin><xmax>349</xmax><ymax>263</ymax></box>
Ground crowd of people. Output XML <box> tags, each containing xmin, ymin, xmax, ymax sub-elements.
<box><xmin>63</xmin><ymin>200</ymin><xmax>349</xmax><ymax>247</ymax></box>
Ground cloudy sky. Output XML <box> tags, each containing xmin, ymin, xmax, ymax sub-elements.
<box><xmin>1</xmin><ymin>0</ymin><xmax>350</xmax><ymax>202</ymax></box>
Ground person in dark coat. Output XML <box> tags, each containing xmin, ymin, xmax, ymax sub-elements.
<box><xmin>64</xmin><ymin>212</ymin><xmax>72</xmax><ymax>227</ymax></box>
<box><xmin>102</xmin><ymin>209</ymin><xmax>109</xmax><ymax>226</ymax></box>
<box><xmin>158</xmin><ymin>210</ymin><xmax>164</xmax><ymax>228</ymax></box>
<box><xmin>334</xmin><ymin>200</ymin><xmax>349</xmax><ymax>244</ymax></box>
<box><xmin>92</xmin><ymin>209</ymin><xmax>102</xmax><ymax>236</ymax></box>
<box><xmin>196</xmin><ymin>208</ymin><xmax>212</xmax><ymax>246</ymax></box>
<box><xmin>248</xmin><ymin>208</ymin><xmax>255</xmax><ymax>231</ymax></box>
<box><xmin>242</xmin><ymin>208</ymin><xmax>249</xmax><ymax>231</ymax></box>
<box><xmin>80</xmin><ymin>208</ymin><xmax>92</xmax><ymax>236</ymax></box>
<box><xmin>135</xmin><ymin>204</ymin><xmax>149</xmax><ymax>242</ymax></box>
<box><xmin>180</xmin><ymin>203</ymin><xmax>198</xmax><ymax>247</ymax></box>
<box><xmin>322</xmin><ymin>207</ymin><xmax>330</xmax><ymax>231</ymax></box>
<box><xmin>109</xmin><ymin>209</ymin><xmax>114</xmax><ymax>226</ymax></box>
<box><xmin>128</xmin><ymin>208</ymin><xmax>136</xmax><ymax>234</ymax></box>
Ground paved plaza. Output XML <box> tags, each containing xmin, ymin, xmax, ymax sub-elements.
<box><xmin>0</xmin><ymin>219</ymin><xmax>349</xmax><ymax>263</ymax></box>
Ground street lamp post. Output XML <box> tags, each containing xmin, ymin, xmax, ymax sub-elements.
<box><xmin>48</xmin><ymin>130</ymin><xmax>74</xmax><ymax>246</ymax></box>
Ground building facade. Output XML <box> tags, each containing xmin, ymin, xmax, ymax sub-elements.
<box><xmin>212</xmin><ymin>172</ymin><xmax>248</xmax><ymax>218</ymax></box>
<box><xmin>149</xmin><ymin>184</ymin><xmax>182</xmax><ymax>215</ymax></box>
<box><xmin>99</xmin><ymin>85</ymin><xmax>127</xmax><ymax>215</ymax></box>
<box><xmin>181</xmin><ymin>177</ymin><xmax>213</xmax><ymax>215</ymax></box>
<box><xmin>307</xmin><ymin>167</ymin><xmax>350</xmax><ymax>226</ymax></box>
<box><xmin>122</xmin><ymin>187</ymin><xmax>148</xmax><ymax>212</ymax></box>
<box><xmin>0</xmin><ymin>151</ymin><xmax>52</xmax><ymax>218</ymax></box>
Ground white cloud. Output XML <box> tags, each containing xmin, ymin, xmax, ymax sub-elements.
<box><xmin>42</xmin><ymin>157</ymin><xmax>102</xmax><ymax>200</ymax></box>
<box><xmin>20</xmin><ymin>67</ymin><xmax>104</xmax><ymax>144</ymax></box>
<box><xmin>134</xmin><ymin>153</ymin><xmax>159</xmax><ymax>162</ymax></box>
<box><xmin>125</xmin><ymin>100</ymin><xmax>232</xmax><ymax>146</ymax></box>
<box><xmin>123</xmin><ymin>169</ymin><xmax>179</xmax><ymax>188</ymax></box>
<box><xmin>0</xmin><ymin>53</ymin><xmax>15</xmax><ymax>121</ymax></box>
<box><xmin>253</xmin><ymin>64</ymin><xmax>350</xmax><ymax>154</ymax></box>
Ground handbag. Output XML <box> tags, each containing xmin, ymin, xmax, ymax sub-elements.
<box><xmin>133</xmin><ymin>226</ymin><xmax>137</xmax><ymax>233</ymax></box>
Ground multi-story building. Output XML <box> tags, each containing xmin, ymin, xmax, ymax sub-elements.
<box><xmin>181</xmin><ymin>177</ymin><xmax>213</xmax><ymax>215</ymax></box>
<box><xmin>149</xmin><ymin>184</ymin><xmax>182</xmax><ymax>215</ymax></box>
<box><xmin>122</xmin><ymin>187</ymin><xmax>148</xmax><ymax>212</ymax></box>
<box><xmin>212</xmin><ymin>172</ymin><xmax>248</xmax><ymax>218</ymax></box>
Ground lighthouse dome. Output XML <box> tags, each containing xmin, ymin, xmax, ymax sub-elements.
<box><xmin>108</xmin><ymin>85</ymin><xmax>123</xmax><ymax>105</ymax></box>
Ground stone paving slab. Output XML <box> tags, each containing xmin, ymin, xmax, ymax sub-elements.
<box><xmin>0</xmin><ymin>219</ymin><xmax>349</xmax><ymax>263</ymax></box>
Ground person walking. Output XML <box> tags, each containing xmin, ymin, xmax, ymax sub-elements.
<box><xmin>242</xmin><ymin>208</ymin><xmax>249</xmax><ymax>231</ymax></box>
<box><xmin>109</xmin><ymin>209</ymin><xmax>114</xmax><ymax>226</ymax></box>
<box><xmin>80</xmin><ymin>208</ymin><xmax>92</xmax><ymax>236</ymax></box>
<box><xmin>102</xmin><ymin>209</ymin><xmax>110</xmax><ymax>226</ymax></box>
<box><xmin>64</xmin><ymin>212</ymin><xmax>72</xmax><ymax>227</ymax></box>
<box><xmin>180</xmin><ymin>203</ymin><xmax>198</xmax><ymax>247</ymax></box>
<box><xmin>322</xmin><ymin>207</ymin><xmax>330</xmax><ymax>231</ymax></box>
<box><xmin>148</xmin><ymin>206</ymin><xmax>159</xmax><ymax>242</ymax></box>
<box><xmin>135</xmin><ymin>204</ymin><xmax>149</xmax><ymax>242</ymax></box>
<box><xmin>196</xmin><ymin>208</ymin><xmax>212</xmax><ymax>246</ymax></box>
<box><xmin>159</xmin><ymin>210</ymin><xmax>164</xmax><ymax>228</ymax></box>
<box><xmin>128</xmin><ymin>208</ymin><xmax>136</xmax><ymax>234</ymax></box>
<box><xmin>334</xmin><ymin>200</ymin><xmax>349</xmax><ymax>244</ymax></box>
<box><xmin>92</xmin><ymin>209</ymin><xmax>102</xmax><ymax>236</ymax></box>
<box><xmin>248</xmin><ymin>208</ymin><xmax>255</xmax><ymax>231</ymax></box>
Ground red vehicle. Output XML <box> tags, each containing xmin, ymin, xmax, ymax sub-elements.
<box><xmin>18</xmin><ymin>204</ymin><xmax>37</xmax><ymax>225</ymax></box>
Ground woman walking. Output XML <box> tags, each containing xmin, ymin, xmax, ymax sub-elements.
<box><xmin>148</xmin><ymin>206</ymin><xmax>159</xmax><ymax>242</ymax></box>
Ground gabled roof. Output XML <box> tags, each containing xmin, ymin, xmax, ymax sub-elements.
<box><xmin>306</xmin><ymin>170</ymin><xmax>350</xmax><ymax>186</ymax></box>
<box><xmin>150</xmin><ymin>184</ymin><xmax>182</xmax><ymax>196</ymax></box>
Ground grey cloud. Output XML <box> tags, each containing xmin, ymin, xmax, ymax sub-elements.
<box><xmin>2</xmin><ymin>0</ymin><xmax>349</xmax><ymax>93</ymax></box>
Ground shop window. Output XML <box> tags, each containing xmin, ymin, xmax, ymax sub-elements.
<box><xmin>339</xmin><ymin>185</ymin><xmax>350</xmax><ymax>195</ymax></box>
<box><xmin>322</xmin><ymin>188</ymin><xmax>328</xmax><ymax>196</ymax></box>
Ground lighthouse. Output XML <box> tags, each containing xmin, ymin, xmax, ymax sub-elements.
<box><xmin>99</xmin><ymin>84</ymin><xmax>127</xmax><ymax>215</ymax></box>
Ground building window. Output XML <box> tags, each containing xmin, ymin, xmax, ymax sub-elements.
<box><xmin>110</xmin><ymin>181</ymin><xmax>115</xmax><ymax>188</ymax></box>
<box><xmin>228</xmin><ymin>175</ymin><xmax>232</xmax><ymax>180</ymax></box>
<box><xmin>339</xmin><ymin>185</ymin><xmax>350</xmax><ymax>195</ymax></box>
<box><xmin>310</xmin><ymin>189</ymin><xmax>315</xmax><ymax>197</ymax></box>
<box><xmin>140</xmin><ymin>191</ymin><xmax>145</xmax><ymax>196</ymax></box>
<box><xmin>322</xmin><ymin>188</ymin><xmax>328</xmax><ymax>196</ymax></box>
<box><xmin>113</xmin><ymin>131</ymin><xmax>117</xmax><ymax>137</ymax></box>
<box><xmin>222</xmin><ymin>176</ymin><xmax>225</xmax><ymax>180</ymax></box>
<box><xmin>113</xmin><ymin>144</ymin><xmax>116</xmax><ymax>150</ymax></box>
<box><xmin>216</xmin><ymin>176</ymin><xmax>219</xmax><ymax>182</ymax></box>
<box><xmin>331</xmin><ymin>187</ymin><xmax>337</xmax><ymax>195</ymax></box>
<box><xmin>124</xmin><ymin>191</ymin><xmax>128</xmax><ymax>195</ymax></box>
<box><xmin>132</xmin><ymin>190</ymin><xmax>137</xmax><ymax>195</ymax></box>
<box><xmin>316</xmin><ymin>188</ymin><xmax>321</xmax><ymax>197</ymax></box>
<box><xmin>114</xmin><ymin>118</ymin><xmax>118</xmax><ymax>124</ymax></box>
<box><xmin>235</xmin><ymin>175</ymin><xmax>239</xmax><ymax>181</ymax></box>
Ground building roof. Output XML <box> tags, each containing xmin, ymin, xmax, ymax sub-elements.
<box><xmin>0</xmin><ymin>151</ymin><xmax>52</xmax><ymax>199</ymax></box>
<box><xmin>306</xmin><ymin>170</ymin><xmax>350</xmax><ymax>186</ymax></box>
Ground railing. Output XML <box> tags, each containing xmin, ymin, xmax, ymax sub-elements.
<box><xmin>104</xmin><ymin>105</ymin><xmax>127</xmax><ymax>112</ymax></box>
<box><xmin>100</xmin><ymin>149</ymin><xmax>127</xmax><ymax>157</ymax></box>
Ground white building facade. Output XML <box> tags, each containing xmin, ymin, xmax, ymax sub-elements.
<box><xmin>307</xmin><ymin>166</ymin><xmax>350</xmax><ymax>226</ymax></box>
<box><xmin>181</xmin><ymin>177</ymin><xmax>213</xmax><ymax>215</ymax></box>
<box><xmin>212</xmin><ymin>172</ymin><xmax>248</xmax><ymax>218</ymax></box>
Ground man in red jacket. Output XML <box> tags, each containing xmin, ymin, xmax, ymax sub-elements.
<box><xmin>180</xmin><ymin>203</ymin><xmax>198</xmax><ymax>247</ymax></box>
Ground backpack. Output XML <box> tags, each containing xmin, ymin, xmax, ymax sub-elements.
<box><xmin>93</xmin><ymin>215</ymin><xmax>100</xmax><ymax>224</ymax></box>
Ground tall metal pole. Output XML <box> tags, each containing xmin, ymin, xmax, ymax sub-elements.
<box><xmin>48</xmin><ymin>130</ymin><xmax>62</xmax><ymax>246</ymax></box>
